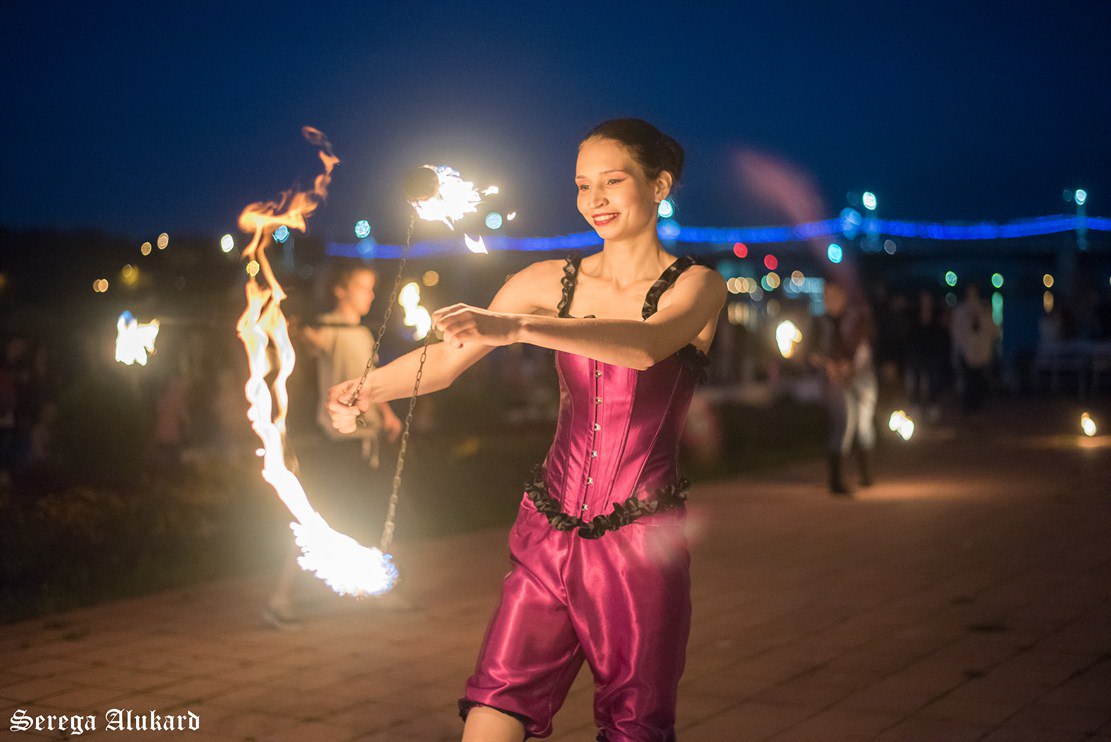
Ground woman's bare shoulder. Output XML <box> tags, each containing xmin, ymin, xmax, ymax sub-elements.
<box><xmin>677</xmin><ymin>263</ymin><xmax>726</xmax><ymax>292</ymax></box>
<box><xmin>494</xmin><ymin>258</ymin><xmax>571</xmax><ymax>314</ymax></box>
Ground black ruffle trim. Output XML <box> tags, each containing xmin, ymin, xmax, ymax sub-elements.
<box><xmin>642</xmin><ymin>255</ymin><xmax>698</xmax><ymax>320</ymax></box>
<box><xmin>557</xmin><ymin>252</ymin><xmax>708</xmax><ymax>383</ymax></box>
<box><xmin>677</xmin><ymin>344</ymin><xmax>710</xmax><ymax>385</ymax></box>
<box><xmin>556</xmin><ymin>253</ymin><xmax>582</xmax><ymax>319</ymax></box>
<box><xmin>523</xmin><ymin>466</ymin><xmax>689</xmax><ymax>539</ymax></box>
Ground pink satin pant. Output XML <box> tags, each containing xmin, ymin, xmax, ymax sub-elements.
<box><xmin>461</xmin><ymin>497</ymin><xmax>691</xmax><ymax>741</ymax></box>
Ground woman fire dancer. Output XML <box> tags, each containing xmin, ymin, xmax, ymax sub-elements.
<box><xmin>329</xmin><ymin>118</ymin><xmax>726</xmax><ymax>742</ymax></box>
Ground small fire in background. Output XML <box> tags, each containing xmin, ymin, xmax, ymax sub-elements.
<box><xmin>775</xmin><ymin>319</ymin><xmax>803</xmax><ymax>358</ymax></box>
<box><xmin>115</xmin><ymin>311</ymin><xmax>160</xmax><ymax>366</ymax></box>
<box><xmin>235</xmin><ymin>126</ymin><xmax>397</xmax><ymax>596</ymax></box>
<box><xmin>888</xmin><ymin>410</ymin><xmax>915</xmax><ymax>441</ymax></box>
<box><xmin>399</xmin><ymin>282</ymin><xmax>433</xmax><ymax>340</ymax></box>
<box><xmin>1080</xmin><ymin>412</ymin><xmax>1097</xmax><ymax>437</ymax></box>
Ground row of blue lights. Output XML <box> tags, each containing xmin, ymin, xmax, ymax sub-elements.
<box><xmin>327</xmin><ymin>214</ymin><xmax>1109</xmax><ymax>259</ymax></box>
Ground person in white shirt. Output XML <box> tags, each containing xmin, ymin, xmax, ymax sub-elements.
<box><xmin>951</xmin><ymin>283</ymin><xmax>998</xmax><ymax>413</ymax></box>
<box><xmin>264</xmin><ymin>263</ymin><xmax>401</xmax><ymax>628</ymax></box>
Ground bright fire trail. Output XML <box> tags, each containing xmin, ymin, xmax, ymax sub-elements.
<box><xmin>235</xmin><ymin>127</ymin><xmax>397</xmax><ymax>596</ymax></box>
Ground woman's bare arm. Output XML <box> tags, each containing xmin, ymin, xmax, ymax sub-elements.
<box><xmin>326</xmin><ymin>260</ymin><xmax>561</xmax><ymax>433</ymax></box>
<box><xmin>434</xmin><ymin>266</ymin><xmax>727</xmax><ymax>369</ymax></box>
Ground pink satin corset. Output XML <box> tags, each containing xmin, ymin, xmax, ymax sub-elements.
<box><xmin>529</xmin><ymin>254</ymin><xmax>708</xmax><ymax>536</ymax></box>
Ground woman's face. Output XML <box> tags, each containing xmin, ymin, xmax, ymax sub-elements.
<box><xmin>576</xmin><ymin>137</ymin><xmax>668</xmax><ymax>241</ymax></box>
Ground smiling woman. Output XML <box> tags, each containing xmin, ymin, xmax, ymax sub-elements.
<box><xmin>328</xmin><ymin>118</ymin><xmax>725</xmax><ymax>742</ymax></box>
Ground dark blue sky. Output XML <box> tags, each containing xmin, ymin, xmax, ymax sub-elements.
<box><xmin>2</xmin><ymin>0</ymin><xmax>1109</xmax><ymax>243</ymax></box>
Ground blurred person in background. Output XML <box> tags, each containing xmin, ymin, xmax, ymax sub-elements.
<box><xmin>951</xmin><ymin>283</ymin><xmax>998</xmax><ymax>414</ymax></box>
<box><xmin>263</xmin><ymin>261</ymin><xmax>401</xmax><ymax>628</ymax></box>
<box><xmin>811</xmin><ymin>281</ymin><xmax>878</xmax><ymax>496</ymax></box>
<box><xmin>905</xmin><ymin>289</ymin><xmax>949</xmax><ymax>424</ymax></box>
<box><xmin>0</xmin><ymin>337</ymin><xmax>31</xmax><ymax>488</ymax></box>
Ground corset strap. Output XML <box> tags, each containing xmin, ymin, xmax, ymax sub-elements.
<box><xmin>556</xmin><ymin>253</ymin><xmax>582</xmax><ymax>318</ymax></box>
<box><xmin>642</xmin><ymin>255</ymin><xmax>698</xmax><ymax>319</ymax></box>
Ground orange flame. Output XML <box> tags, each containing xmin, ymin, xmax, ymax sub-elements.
<box><xmin>237</xmin><ymin>127</ymin><xmax>339</xmax><ymax>303</ymax></box>
<box><xmin>234</xmin><ymin>128</ymin><xmax>396</xmax><ymax>596</ymax></box>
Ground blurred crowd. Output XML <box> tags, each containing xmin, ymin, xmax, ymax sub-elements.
<box><xmin>2</xmin><ymin>265</ymin><xmax>1109</xmax><ymax>494</ymax></box>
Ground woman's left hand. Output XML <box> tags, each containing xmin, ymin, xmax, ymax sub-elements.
<box><xmin>432</xmin><ymin>304</ymin><xmax>521</xmax><ymax>348</ymax></box>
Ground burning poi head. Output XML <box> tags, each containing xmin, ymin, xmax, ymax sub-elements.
<box><xmin>115</xmin><ymin>311</ymin><xmax>160</xmax><ymax>366</ymax></box>
<box><xmin>888</xmin><ymin>410</ymin><xmax>915</xmax><ymax>441</ymax></box>
<box><xmin>403</xmin><ymin>164</ymin><xmax>498</xmax><ymax>251</ymax></box>
<box><xmin>775</xmin><ymin>320</ymin><xmax>803</xmax><ymax>358</ymax></box>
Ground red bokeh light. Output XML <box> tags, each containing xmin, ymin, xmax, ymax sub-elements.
<box><xmin>732</xmin><ymin>242</ymin><xmax>748</xmax><ymax>258</ymax></box>
<box><xmin>763</xmin><ymin>254</ymin><xmax>778</xmax><ymax>270</ymax></box>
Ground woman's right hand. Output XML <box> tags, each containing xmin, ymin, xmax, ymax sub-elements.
<box><xmin>327</xmin><ymin>378</ymin><xmax>371</xmax><ymax>434</ymax></box>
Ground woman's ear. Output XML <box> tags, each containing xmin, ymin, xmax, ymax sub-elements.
<box><xmin>655</xmin><ymin>171</ymin><xmax>674</xmax><ymax>203</ymax></box>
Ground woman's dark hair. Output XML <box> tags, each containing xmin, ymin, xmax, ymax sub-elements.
<box><xmin>582</xmin><ymin>118</ymin><xmax>684</xmax><ymax>185</ymax></box>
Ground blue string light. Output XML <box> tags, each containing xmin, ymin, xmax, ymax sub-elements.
<box><xmin>326</xmin><ymin>214</ymin><xmax>1108</xmax><ymax>258</ymax></box>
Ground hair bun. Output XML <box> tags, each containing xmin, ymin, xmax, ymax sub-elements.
<box><xmin>583</xmin><ymin>118</ymin><xmax>684</xmax><ymax>186</ymax></box>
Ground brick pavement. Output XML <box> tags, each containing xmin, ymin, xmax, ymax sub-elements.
<box><xmin>2</xmin><ymin>403</ymin><xmax>1110</xmax><ymax>741</ymax></box>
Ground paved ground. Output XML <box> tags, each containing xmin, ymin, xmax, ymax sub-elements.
<box><xmin>2</xmin><ymin>402</ymin><xmax>1110</xmax><ymax>741</ymax></box>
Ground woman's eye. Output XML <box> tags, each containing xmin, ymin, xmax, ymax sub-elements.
<box><xmin>578</xmin><ymin>184</ymin><xmax>589</xmax><ymax>191</ymax></box>
<box><xmin>606</xmin><ymin>178</ymin><xmax>624</xmax><ymax>186</ymax></box>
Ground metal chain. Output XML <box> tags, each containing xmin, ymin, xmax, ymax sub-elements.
<box><xmin>333</xmin><ymin>209</ymin><xmax>432</xmax><ymax>551</ymax></box>
<box><xmin>346</xmin><ymin>214</ymin><xmax>416</xmax><ymax>414</ymax></box>
<box><xmin>379</xmin><ymin>332</ymin><xmax>432</xmax><ymax>551</ymax></box>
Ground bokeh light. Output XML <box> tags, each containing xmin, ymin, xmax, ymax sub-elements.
<box><xmin>156</xmin><ymin>233</ymin><xmax>169</xmax><ymax>250</ymax></box>
<box><xmin>246</xmin><ymin>260</ymin><xmax>260</xmax><ymax>277</ymax></box>
<box><xmin>1043</xmin><ymin>273</ymin><xmax>1054</xmax><ymax>288</ymax></box>
<box><xmin>274</xmin><ymin>225</ymin><xmax>290</xmax><ymax>244</ymax></box>
<box><xmin>140</xmin><ymin>241</ymin><xmax>152</xmax><ymax>256</ymax></box>
<box><xmin>220</xmin><ymin>234</ymin><xmax>235</xmax><ymax>253</ymax></box>
<box><xmin>883</xmin><ymin>239</ymin><xmax>897</xmax><ymax>254</ymax></box>
<box><xmin>733</xmin><ymin>242</ymin><xmax>748</xmax><ymax>259</ymax></box>
<box><xmin>1043</xmin><ymin>291</ymin><xmax>1054</xmax><ymax>313</ymax></box>
<box><xmin>1074</xmin><ymin>189</ymin><xmax>1087</xmax><ymax>206</ymax></box>
<box><xmin>945</xmin><ymin>270</ymin><xmax>958</xmax><ymax>287</ymax></box>
<box><xmin>658</xmin><ymin>218</ymin><xmax>680</xmax><ymax>240</ymax></box>
<box><xmin>354</xmin><ymin>220</ymin><xmax>372</xmax><ymax>239</ymax></box>
<box><xmin>862</xmin><ymin>191</ymin><xmax>877</xmax><ymax>211</ymax></box>
<box><xmin>120</xmin><ymin>264</ymin><xmax>138</xmax><ymax>288</ymax></box>
<box><xmin>657</xmin><ymin>199</ymin><xmax>674</xmax><ymax>218</ymax></box>
<box><xmin>484</xmin><ymin>212</ymin><xmax>504</xmax><ymax>230</ymax></box>
<box><xmin>763</xmin><ymin>254</ymin><xmax>778</xmax><ymax>271</ymax></box>
<box><xmin>422</xmin><ymin>270</ymin><xmax>440</xmax><ymax>287</ymax></box>
<box><xmin>991</xmin><ymin>272</ymin><xmax>1004</xmax><ymax>288</ymax></box>
<box><xmin>827</xmin><ymin>243</ymin><xmax>843</xmax><ymax>263</ymax></box>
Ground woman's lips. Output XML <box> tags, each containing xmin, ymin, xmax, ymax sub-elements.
<box><xmin>592</xmin><ymin>213</ymin><xmax>618</xmax><ymax>226</ymax></box>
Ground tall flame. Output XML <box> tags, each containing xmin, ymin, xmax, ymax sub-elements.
<box><xmin>235</xmin><ymin>128</ymin><xmax>397</xmax><ymax>596</ymax></box>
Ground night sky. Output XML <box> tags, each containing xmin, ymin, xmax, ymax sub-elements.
<box><xmin>2</xmin><ymin>0</ymin><xmax>1109</xmax><ymax>245</ymax></box>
